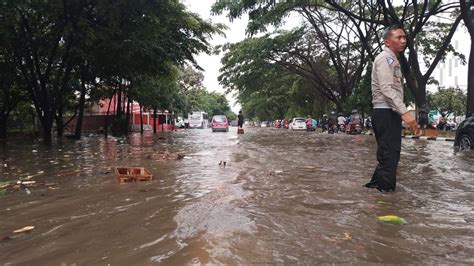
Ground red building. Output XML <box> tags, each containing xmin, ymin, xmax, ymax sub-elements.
<box><xmin>66</xmin><ymin>95</ymin><xmax>174</xmax><ymax>133</ymax></box>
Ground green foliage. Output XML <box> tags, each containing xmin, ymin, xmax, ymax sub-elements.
<box><xmin>212</xmin><ymin>0</ymin><xmax>324</xmax><ymax>35</ymax></box>
<box><xmin>215</xmin><ymin>1</ymin><xmax>372</xmax><ymax>114</ymax></box>
<box><xmin>0</xmin><ymin>0</ymin><xmax>222</xmax><ymax>140</ymax></box>
<box><xmin>213</xmin><ymin>0</ymin><xmax>467</xmax><ymax>116</ymax></box>
<box><xmin>186</xmin><ymin>89</ymin><xmax>232</xmax><ymax>118</ymax></box>
<box><xmin>427</xmin><ymin>87</ymin><xmax>466</xmax><ymax>116</ymax></box>
<box><xmin>178</xmin><ymin>66</ymin><xmax>205</xmax><ymax>92</ymax></box>
<box><xmin>345</xmin><ymin>66</ymin><xmax>372</xmax><ymax>116</ymax></box>
<box><xmin>134</xmin><ymin>68</ymin><xmax>180</xmax><ymax>113</ymax></box>
<box><xmin>218</xmin><ymin>29</ymin><xmax>347</xmax><ymax>120</ymax></box>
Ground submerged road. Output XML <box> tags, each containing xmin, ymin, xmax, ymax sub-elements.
<box><xmin>1</xmin><ymin>127</ymin><xmax>473</xmax><ymax>264</ymax></box>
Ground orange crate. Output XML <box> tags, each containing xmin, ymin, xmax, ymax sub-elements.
<box><xmin>114</xmin><ymin>167</ymin><xmax>153</xmax><ymax>183</ymax></box>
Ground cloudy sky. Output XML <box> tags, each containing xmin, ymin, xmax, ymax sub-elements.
<box><xmin>182</xmin><ymin>0</ymin><xmax>248</xmax><ymax>112</ymax></box>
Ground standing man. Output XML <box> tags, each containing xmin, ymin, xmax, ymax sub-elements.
<box><xmin>364</xmin><ymin>24</ymin><xmax>417</xmax><ymax>192</ymax></box>
<box><xmin>237</xmin><ymin>110</ymin><xmax>244</xmax><ymax>128</ymax></box>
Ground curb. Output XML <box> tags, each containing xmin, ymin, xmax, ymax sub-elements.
<box><xmin>365</xmin><ymin>133</ymin><xmax>455</xmax><ymax>142</ymax></box>
<box><xmin>401</xmin><ymin>135</ymin><xmax>455</xmax><ymax>142</ymax></box>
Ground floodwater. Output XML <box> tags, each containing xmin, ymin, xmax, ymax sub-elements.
<box><xmin>0</xmin><ymin>127</ymin><xmax>473</xmax><ymax>264</ymax></box>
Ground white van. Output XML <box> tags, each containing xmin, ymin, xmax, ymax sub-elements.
<box><xmin>187</xmin><ymin>111</ymin><xmax>209</xmax><ymax>129</ymax></box>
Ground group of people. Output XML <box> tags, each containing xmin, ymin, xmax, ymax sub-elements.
<box><xmin>284</xmin><ymin>110</ymin><xmax>365</xmax><ymax>133</ymax></box>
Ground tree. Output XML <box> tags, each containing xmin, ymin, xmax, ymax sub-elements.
<box><xmin>134</xmin><ymin>70</ymin><xmax>178</xmax><ymax>134</ymax></box>
<box><xmin>324</xmin><ymin>0</ymin><xmax>463</xmax><ymax>122</ymax></box>
<box><xmin>460</xmin><ymin>0</ymin><xmax>474</xmax><ymax>117</ymax></box>
<box><xmin>213</xmin><ymin>1</ymin><xmax>465</xmax><ymax>122</ymax></box>
<box><xmin>427</xmin><ymin>87</ymin><xmax>467</xmax><ymax>117</ymax></box>
<box><xmin>213</xmin><ymin>2</ymin><xmax>374</xmax><ymax>111</ymax></box>
<box><xmin>219</xmin><ymin>44</ymin><xmax>326</xmax><ymax>120</ymax></box>
<box><xmin>0</xmin><ymin>54</ymin><xmax>24</xmax><ymax>138</ymax></box>
<box><xmin>178</xmin><ymin>66</ymin><xmax>205</xmax><ymax>92</ymax></box>
<box><xmin>1</xmin><ymin>0</ymin><xmax>223</xmax><ymax>144</ymax></box>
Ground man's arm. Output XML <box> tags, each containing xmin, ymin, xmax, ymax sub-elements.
<box><xmin>402</xmin><ymin>112</ymin><xmax>416</xmax><ymax>131</ymax></box>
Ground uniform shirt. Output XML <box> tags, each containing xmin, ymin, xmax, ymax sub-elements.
<box><xmin>371</xmin><ymin>47</ymin><xmax>408</xmax><ymax>115</ymax></box>
<box><xmin>337</xmin><ymin>116</ymin><xmax>346</xmax><ymax>125</ymax></box>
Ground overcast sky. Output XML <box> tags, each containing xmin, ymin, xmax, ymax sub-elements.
<box><xmin>182</xmin><ymin>0</ymin><xmax>248</xmax><ymax>112</ymax></box>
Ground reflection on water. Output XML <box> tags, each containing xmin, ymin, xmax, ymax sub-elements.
<box><xmin>0</xmin><ymin>128</ymin><xmax>473</xmax><ymax>264</ymax></box>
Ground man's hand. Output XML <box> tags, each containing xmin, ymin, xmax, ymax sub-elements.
<box><xmin>402</xmin><ymin>112</ymin><xmax>417</xmax><ymax>131</ymax></box>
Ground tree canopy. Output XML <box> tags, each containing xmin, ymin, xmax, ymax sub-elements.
<box><xmin>0</xmin><ymin>0</ymin><xmax>224</xmax><ymax>142</ymax></box>
<box><xmin>213</xmin><ymin>0</ymin><xmax>468</xmax><ymax>119</ymax></box>
<box><xmin>427</xmin><ymin>87</ymin><xmax>467</xmax><ymax>117</ymax></box>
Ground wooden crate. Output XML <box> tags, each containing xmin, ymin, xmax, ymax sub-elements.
<box><xmin>114</xmin><ymin>167</ymin><xmax>153</xmax><ymax>183</ymax></box>
<box><xmin>237</xmin><ymin>128</ymin><xmax>244</xmax><ymax>134</ymax></box>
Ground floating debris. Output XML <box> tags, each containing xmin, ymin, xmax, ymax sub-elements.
<box><xmin>13</xmin><ymin>226</ymin><xmax>35</xmax><ymax>234</ymax></box>
<box><xmin>378</xmin><ymin>215</ymin><xmax>407</xmax><ymax>225</ymax></box>
<box><xmin>219</xmin><ymin>161</ymin><xmax>227</xmax><ymax>167</ymax></box>
<box><xmin>114</xmin><ymin>167</ymin><xmax>153</xmax><ymax>183</ymax></box>
<box><xmin>331</xmin><ymin>232</ymin><xmax>353</xmax><ymax>241</ymax></box>
<box><xmin>17</xmin><ymin>181</ymin><xmax>31</xmax><ymax>195</ymax></box>
<box><xmin>148</xmin><ymin>153</ymin><xmax>185</xmax><ymax>160</ymax></box>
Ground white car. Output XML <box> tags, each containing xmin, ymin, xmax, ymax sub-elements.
<box><xmin>289</xmin><ymin>117</ymin><xmax>306</xmax><ymax>130</ymax></box>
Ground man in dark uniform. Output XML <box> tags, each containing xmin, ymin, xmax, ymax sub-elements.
<box><xmin>364</xmin><ymin>25</ymin><xmax>417</xmax><ymax>192</ymax></box>
<box><xmin>237</xmin><ymin>110</ymin><xmax>244</xmax><ymax>128</ymax></box>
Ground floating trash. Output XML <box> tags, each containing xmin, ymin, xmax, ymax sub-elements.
<box><xmin>378</xmin><ymin>215</ymin><xmax>407</xmax><ymax>225</ymax></box>
<box><xmin>148</xmin><ymin>153</ymin><xmax>185</xmax><ymax>160</ymax></box>
<box><xmin>114</xmin><ymin>167</ymin><xmax>153</xmax><ymax>183</ymax></box>
<box><xmin>13</xmin><ymin>226</ymin><xmax>35</xmax><ymax>234</ymax></box>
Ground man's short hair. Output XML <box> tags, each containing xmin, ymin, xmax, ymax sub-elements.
<box><xmin>383</xmin><ymin>24</ymin><xmax>405</xmax><ymax>40</ymax></box>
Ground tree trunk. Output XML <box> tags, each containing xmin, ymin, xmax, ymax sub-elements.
<box><xmin>461</xmin><ymin>0</ymin><xmax>474</xmax><ymax>118</ymax></box>
<box><xmin>126</xmin><ymin>97</ymin><xmax>131</xmax><ymax>133</ymax></box>
<box><xmin>74</xmin><ymin>81</ymin><xmax>87</xmax><ymax>139</ymax></box>
<box><xmin>467</xmin><ymin>37</ymin><xmax>474</xmax><ymax>117</ymax></box>
<box><xmin>161</xmin><ymin>115</ymin><xmax>164</xmax><ymax>131</ymax></box>
<box><xmin>153</xmin><ymin>108</ymin><xmax>157</xmax><ymax>133</ymax></box>
<box><xmin>41</xmin><ymin>114</ymin><xmax>54</xmax><ymax>145</ymax></box>
<box><xmin>0</xmin><ymin>115</ymin><xmax>7</xmax><ymax>139</ymax></box>
<box><xmin>56</xmin><ymin>105</ymin><xmax>64</xmax><ymax>138</ymax></box>
<box><xmin>104</xmin><ymin>90</ymin><xmax>116</xmax><ymax>138</ymax></box>
<box><xmin>140</xmin><ymin>105</ymin><xmax>143</xmax><ymax>135</ymax></box>
<box><xmin>116</xmin><ymin>87</ymin><xmax>122</xmax><ymax>118</ymax></box>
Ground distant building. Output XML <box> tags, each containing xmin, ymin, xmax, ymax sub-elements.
<box><xmin>426</xmin><ymin>21</ymin><xmax>470</xmax><ymax>93</ymax></box>
<box><xmin>65</xmin><ymin>94</ymin><xmax>174</xmax><ymax>133</ymax></box>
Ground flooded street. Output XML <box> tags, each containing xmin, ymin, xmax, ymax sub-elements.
<box><xmin>1</xmin><ymin>127</ymin><xmax>473</xmax><ymax>264</ymax></box>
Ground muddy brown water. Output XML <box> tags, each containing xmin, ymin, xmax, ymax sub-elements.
<box><xmin>1</xmin><ymin>127</ymin><xmax>473</xmax><ymax>264</ymax></box>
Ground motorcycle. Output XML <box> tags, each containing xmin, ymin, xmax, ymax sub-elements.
<box><xmin>338</xmin><ymin>124</ymin><xmax>346</xmax><ymax>133</ymax></box>
<box><xmin>327</xmin><ymin>121</ymin><xmax>337</xmax><ymax>134</ymax></box>
<box><xmin>347</xmin><ymin>122</ymin><xmax>362</xmax><ymax>134</ymax></box>
<box><xmin>365</xmin><ymin>118</ymin><xmax>372</xmax><ymax>129</ymax></box>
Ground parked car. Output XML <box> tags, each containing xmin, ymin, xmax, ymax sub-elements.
<box><xmin>289</xmin><ymin>117</ymin><xmax>306</xmax><ymax>131</ymax></box>
<box><xmin>211</xmin><ymin>115</ymin><xmax>229</xmax><ymax>132</ymax></box>
<box><xmin>454</xmin><ymin>116</ymin><xmax>474</xmax><ymax>150</ymax></box>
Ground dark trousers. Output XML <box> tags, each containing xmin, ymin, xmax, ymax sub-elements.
<box><xmin>365</xmin><ymin>108</ymin><xmax>402</xmax><ymax>192</ymax></box>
